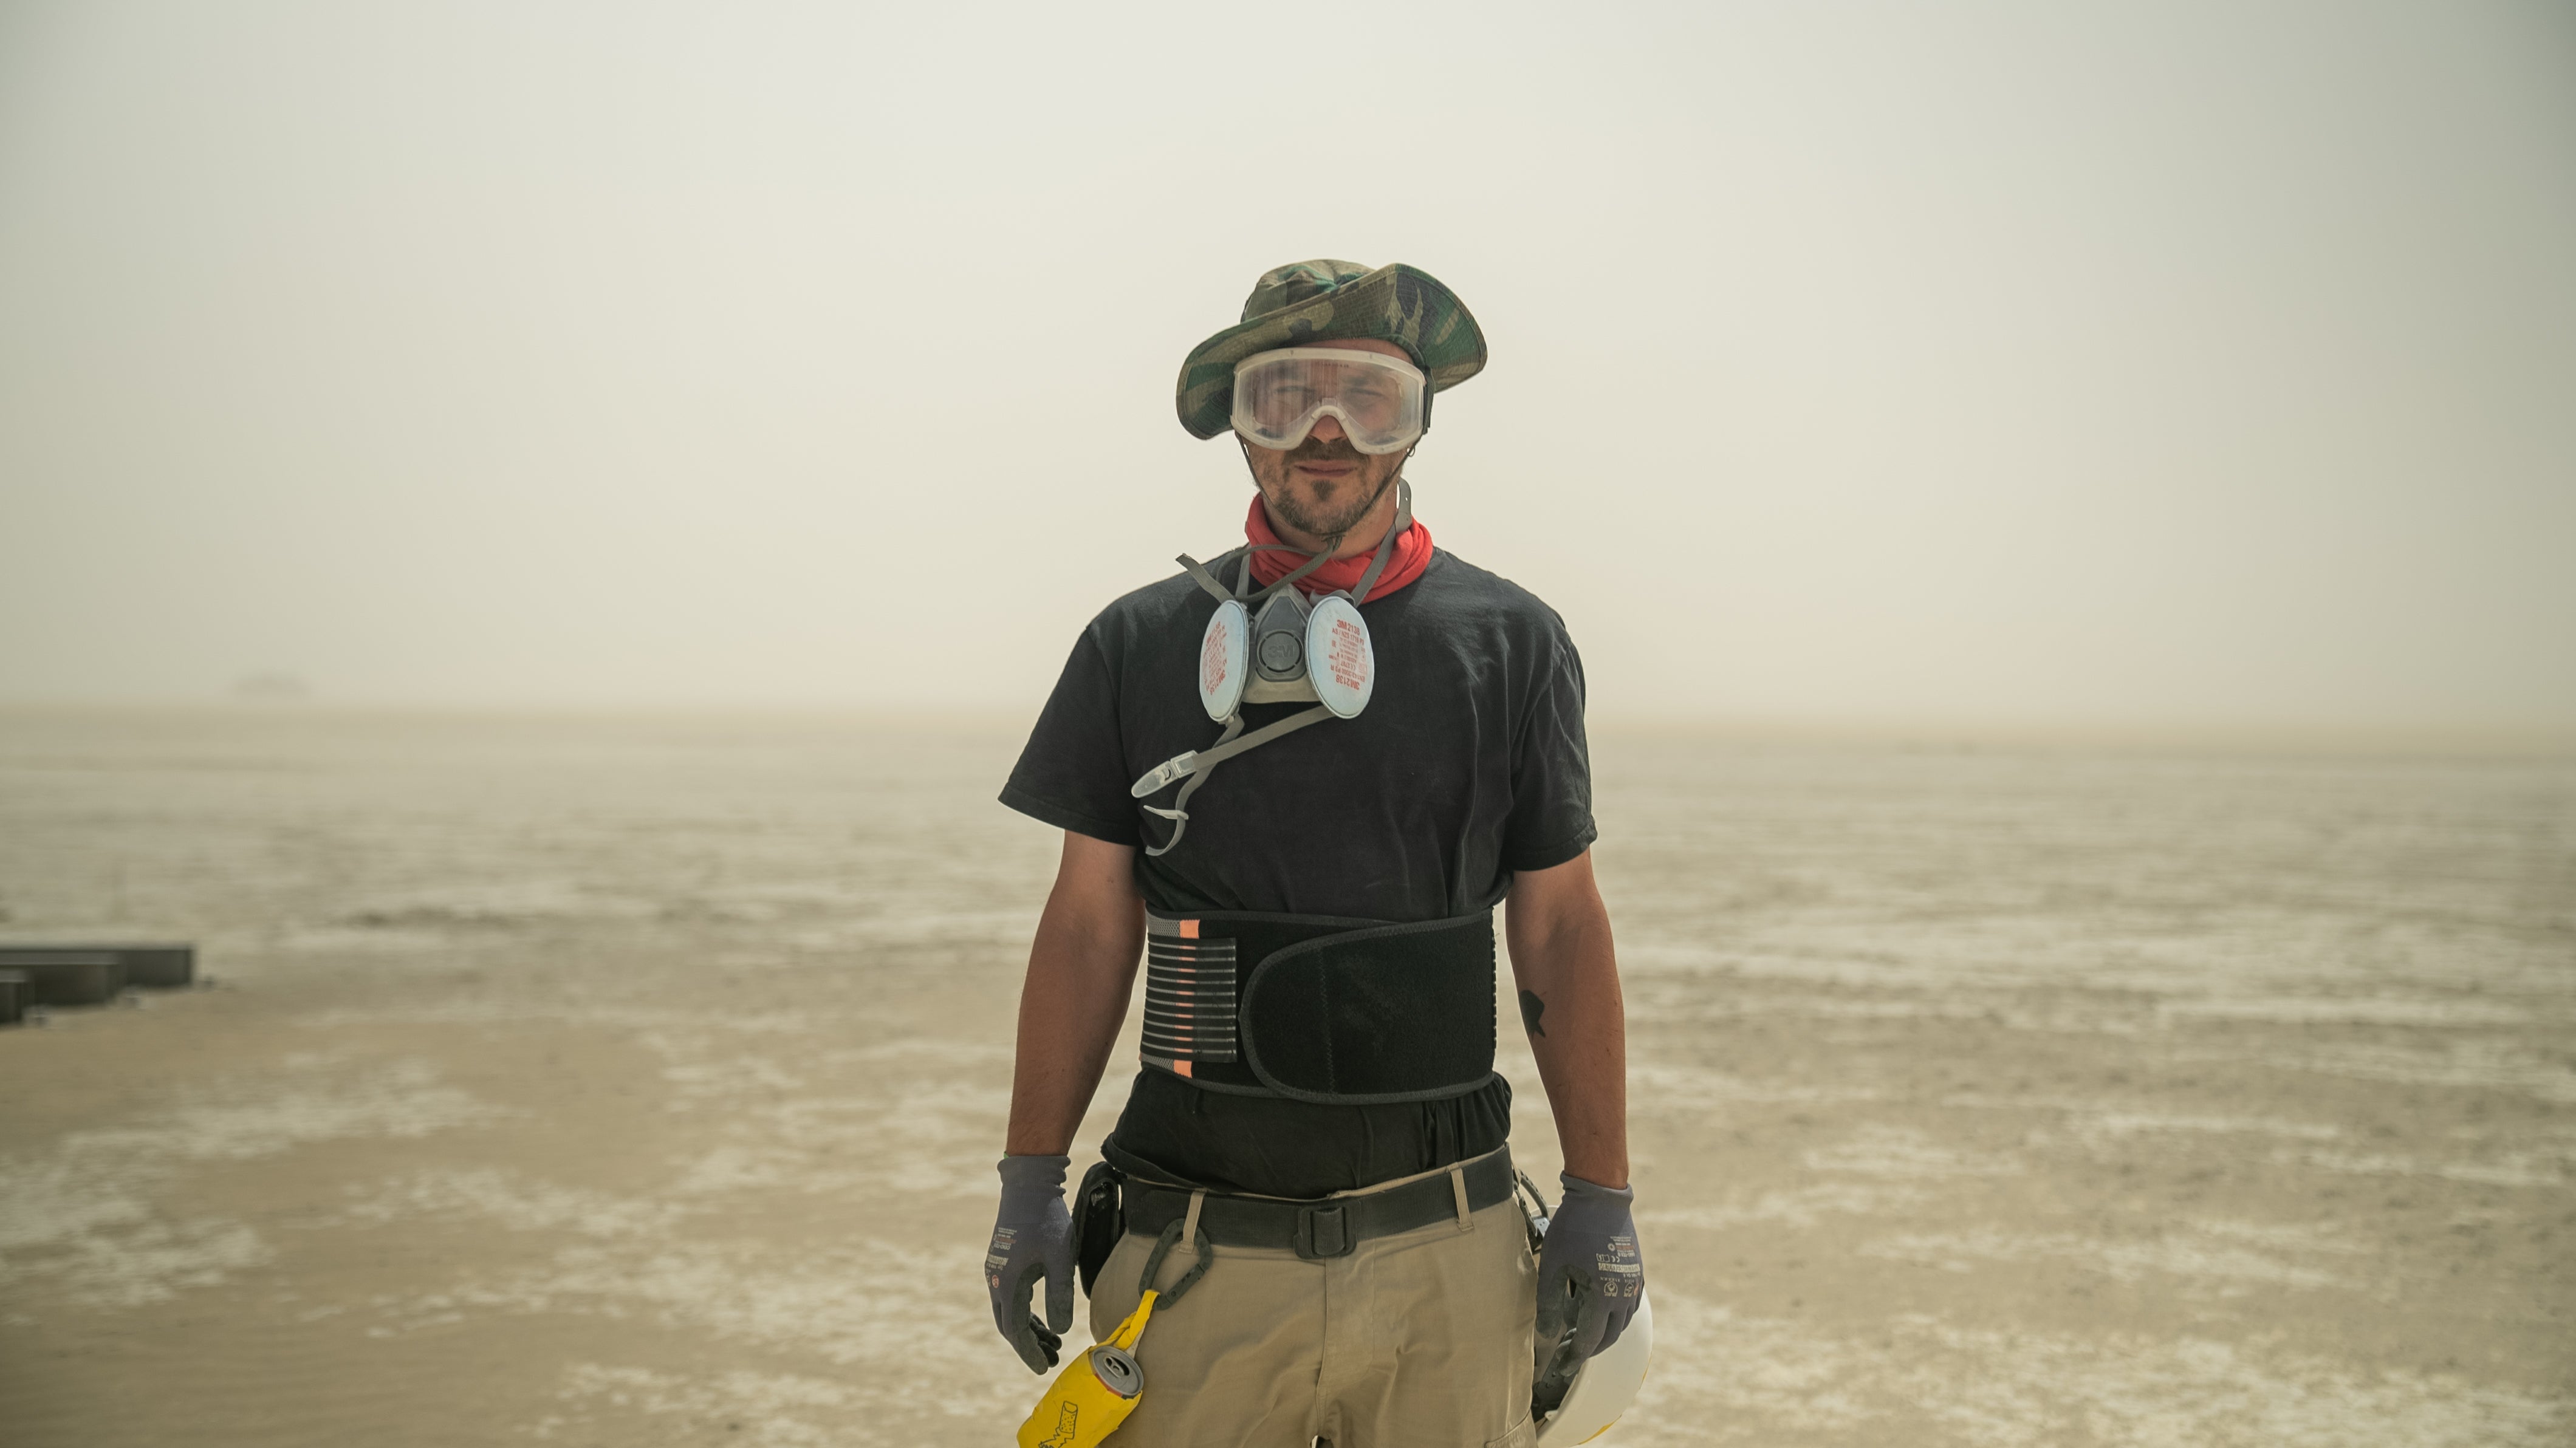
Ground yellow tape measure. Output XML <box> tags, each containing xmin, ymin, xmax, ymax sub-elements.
<box><xmin>1013</xmin><ymin>1289</ymin><xmax>1157</xmax><ymax>1448</ymax></box>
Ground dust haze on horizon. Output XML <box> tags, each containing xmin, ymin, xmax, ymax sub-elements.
<box><xmin>2</xmin><ymin>1</ymin><xmax>2571</xmax><ymax>735</ymax></box>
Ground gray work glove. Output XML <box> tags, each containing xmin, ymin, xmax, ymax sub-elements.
<box><xmin>1533</xmin><ymin>1172</ymin><xmax>1645</xmax><ymax>1378</ymax></box>
<box><xmin>984</xmin><ymin>1153</ymin><xmax>1075</xmax><ymax>1373</ymax></box>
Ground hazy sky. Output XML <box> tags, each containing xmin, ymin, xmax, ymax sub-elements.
<box><xmin>3</xmin><ymin>1</ymin><xmax>2571</xmax><ymax>728</ymax></box>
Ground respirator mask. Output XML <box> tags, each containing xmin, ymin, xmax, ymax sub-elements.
<box><xmin>1130</xmin><ymin>479</ymin><xmax>1414</xmax><ymax>856</ymax></box>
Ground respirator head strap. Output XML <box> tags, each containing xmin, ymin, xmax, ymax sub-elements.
<box><xmin>1239</xmin><ymin>473</ymin><xmax>1413</xmax><ymax>606</ymax></box>
<box><xmin>1177</xmin><ymin>552</ymin><xmax>1237</xmax><ymax>603</ymax></box>
<box><xmin>1239</xmin><ymin>539</ymin><xmax>1332</xmax><ymax>603</ymax></box>
<box><xmin>1345</xmin><ymin>479</ymin><xmax>1413</xmax><ymax>606</ymax></box>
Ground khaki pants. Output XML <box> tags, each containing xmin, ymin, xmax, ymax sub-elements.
<box><xmin>1085</xmin><ymin>1190</ymin><xmax>1538</xmax><ymax>1448</ymax></box>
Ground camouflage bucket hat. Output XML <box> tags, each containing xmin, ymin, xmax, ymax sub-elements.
<box><xmin>1176</xmin><ymin>259</ymin><xmax>1488</xmax><ymax>440</ymax></box>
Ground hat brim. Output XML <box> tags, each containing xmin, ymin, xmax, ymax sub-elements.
<box><xmin>1175</xmin><ymin>263</ymin><xmax>1488</xmax><ymax>440</ymax></box>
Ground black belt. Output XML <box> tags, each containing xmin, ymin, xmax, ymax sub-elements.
<box><xmin>1122</xmin><ymin>1149</ymin><xmax>1516</xmax><ymax>1262</ymax></box>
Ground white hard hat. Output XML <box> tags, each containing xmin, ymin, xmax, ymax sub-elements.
<box><xmin>1534</xmin><ymin>1291</ymin><xmax>1653</xmax><ymax>1444</ymax></box>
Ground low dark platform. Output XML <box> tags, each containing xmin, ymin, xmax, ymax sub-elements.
<box><xmin>0</xmin><ymin>943</ymin><xmax>195</xmax><ymax>991</ymax></box>
<box><xmin>0</xmin><ymin>951</ymin><xmax>127</xmax><ymax>1007</ymax></box>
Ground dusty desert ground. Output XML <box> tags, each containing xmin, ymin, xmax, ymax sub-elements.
<box><xmin>1</xmin><ymin>708</ymin><xmax>2569</xmax><ymax>1447</ymax></box>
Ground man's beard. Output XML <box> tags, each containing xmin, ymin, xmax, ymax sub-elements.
<box><xmin>1264</xmin><ymin>438</ymin><xmax>1399</xmax><ymax>542</ymax></box>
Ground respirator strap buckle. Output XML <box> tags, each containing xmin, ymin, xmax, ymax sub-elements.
<box><xmin>1131</xmin><ymin>705</ymin><xmax>1333</xmax><ymax>856</ymax></box>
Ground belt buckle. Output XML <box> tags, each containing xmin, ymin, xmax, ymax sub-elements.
<box><xmin>1294</xmin><ymin>1204</ymin><xmax>1352</xmax><ymax>1261</ymax></box>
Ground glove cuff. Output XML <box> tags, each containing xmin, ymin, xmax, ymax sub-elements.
<box><xmin>997</xmin><ymin>1153</ymin><xmax>1071</xmax><ymax>1197</ymax></box>
<box><xmin>1557</xmin><ymin>1171</ymin><xmax>1636</xmax><ymax>1207</ymax></box>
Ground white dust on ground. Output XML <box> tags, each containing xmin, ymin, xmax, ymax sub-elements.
<box><xmin>0</xmin><ymin>711</ymin><xmax>2569</xmax><ymax>1446</ymax></box>
<box><xmin>1</xmin><ymin>1054</ymin><xmax>506</xmax><ymax>1307</ymax></box>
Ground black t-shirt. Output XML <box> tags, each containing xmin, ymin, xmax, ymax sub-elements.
<box><xmin>1001</xmin><ymin>544</ymin><xmax>1596</xmax><ymax>1195</ymax></box>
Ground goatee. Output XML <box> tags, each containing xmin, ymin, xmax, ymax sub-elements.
<box><xmin>1267</xmin><ymin>443</ymin><xmax>1397</xmax><ymax>542</ymax></box>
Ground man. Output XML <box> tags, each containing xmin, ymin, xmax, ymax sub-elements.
<box><xmin>985</xmin><ymin>260</ymin><xmax>1642</xmax><ymax>1448</ymax></box>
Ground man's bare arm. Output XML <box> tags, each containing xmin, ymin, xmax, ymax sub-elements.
<box><xmin>1004</xmin><ymin>830</ymin><xmax>1146</xmax><ymax>1156</ymax></box>
<box><xmin>1504</xmin><ymin>849</ymin><xmax>1629</xmax><ymax>1189</ymax></box>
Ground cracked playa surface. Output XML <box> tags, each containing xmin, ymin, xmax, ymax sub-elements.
<box><xmin>1</xmin><ymin>711</ymin><xmax>2570</xmax><ymax>1446</ymax></box>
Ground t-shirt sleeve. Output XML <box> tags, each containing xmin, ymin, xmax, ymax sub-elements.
<box><xmin>999</xmin><ymin>628</ymin><xmax>1143</xmax><ymax>847</ymax></box>
<box><xmin>1501</xmin><ymin>615</ymin><xmax>1598</xmax><ymax>872</ymax></box>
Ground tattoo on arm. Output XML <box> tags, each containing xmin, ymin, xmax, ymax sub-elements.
<box><xmin>1518</xmin><ymin>988</ymin><xmax>1547</xmax><ymax>1039</ymax></box>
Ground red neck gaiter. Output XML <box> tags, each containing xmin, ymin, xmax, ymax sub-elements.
<box><xmin>1244</xmin><ymin>496</ymin><xmax>1434</xmax><ymax>599</ymax></box>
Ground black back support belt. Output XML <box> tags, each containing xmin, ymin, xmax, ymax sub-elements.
<box><xmin>1122</xmin><ymin>1149</ymin><xmax>1517</xmax><ymax>1262</ymax></box>
<box><xmin>1142</xmin><ymin>907</ymin><xmax>1498</xmax><ymax>1105</ymax></box>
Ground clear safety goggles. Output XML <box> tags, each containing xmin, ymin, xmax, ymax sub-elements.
<box><xmin>1230</xmin><ymin>347</ymin><xmax>1426</xmax><ymax>456</ymax></box>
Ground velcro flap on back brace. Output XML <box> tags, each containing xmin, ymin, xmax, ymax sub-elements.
<box><xmin>1240</xmin><ymin>912</ymin><xmax>1498</xmax><ymax>1104</ymax></box>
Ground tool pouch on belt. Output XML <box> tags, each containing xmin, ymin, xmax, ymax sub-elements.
<box><xmin>1070</xmin><ymin>1161</ymin><xmax>1125</xmax><ymax>1296</ymax></box>
<box><xmin>1142</xmin><ymin>908</ymin><xmax>1496</xmax><ymax>1105</ymax></box>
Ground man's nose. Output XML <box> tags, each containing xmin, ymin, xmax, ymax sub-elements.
<box><xmin>1308</xmin><ymin>412</ymin><xmax>1347</xmax><ymax>442</ymax></box>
